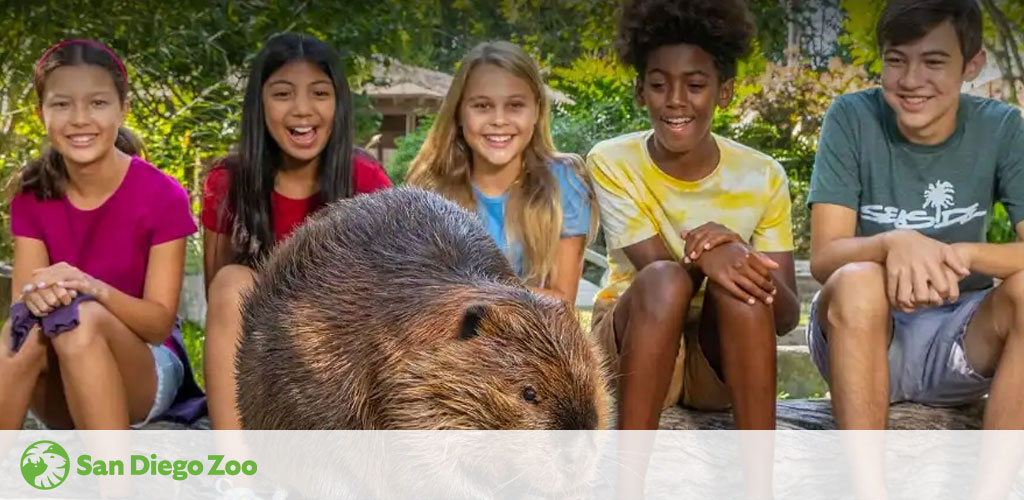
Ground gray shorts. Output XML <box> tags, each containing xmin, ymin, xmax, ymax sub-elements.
<box><xmin>807</xmin><ymin>288</ymin><xmax>993</xmax><ymax>406</ymax></box>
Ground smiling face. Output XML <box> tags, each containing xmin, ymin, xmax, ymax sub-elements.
<box><xmin>458</xmin><ymin>63</ymin><xmax>539</xmax><ymax>173</ymax></box>
<box><xmin>39</xmin><ymin>64</ymin><xmax>126</xmax><ymax>168</ymax></box>
<box><xmin>638</xmin><ymin>43</ymin><xmax>732</xmax><ymax>157</ymax></box>
<box><xmin>262</xmin><ymin>60</ymin><xmax>336</xmax><ymax>167</ymax></box>
<box><xmin>881</xmin><ymin>19</ymin><xmax>985</xmax><ymax>145</ymax></box>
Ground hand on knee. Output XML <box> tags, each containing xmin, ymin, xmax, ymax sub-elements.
<box><xmin>706</xmin><ymin>281</ymin><xmax>773</xmax><ymax>314</ymax></box>
<box><xmin>51</xmin><ymin>302</ymin><xmax>115</xmax><ymax>360</ymax></box>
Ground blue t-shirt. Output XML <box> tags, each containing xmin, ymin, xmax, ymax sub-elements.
<box><xmin>473</xmin><ymin>160</ymin><xmax>592</xmax><ymax>277</ymax></box>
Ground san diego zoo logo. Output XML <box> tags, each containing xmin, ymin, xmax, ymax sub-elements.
<box><xmin>21</xmin><ymin>440</ymin><xmax>70</xmax><ymax>490</ymax></box>
<box><xmin>18</xmin><ymin>440</ymin><xmax>258</xmax><ymax>490</ymax></box>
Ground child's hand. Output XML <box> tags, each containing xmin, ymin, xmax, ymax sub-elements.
<box><xmin>19</xmin><ymin>282</ymin><xmax>77</xmax><ymax>317</ymax></box>
<box><xmin>680</xmin><ymin>222</ymin><xmax>744</xmax><ymax>264</ymax></box>
<box><xmin>882</xmin><ymin>230</ymin><xmax>969</xmax><ymax>312</ymax></box>
<box><xmin>31</xmin><ymin>262</ymin><xmax>92</xmax><ymax>289</ymax></box>
<box><xmin>58</xmin><ymin>277</ymin><xmax>111</xmax><ymax>302</ymax></box>
<box><xmin>29</xmin><ymin>262</ymin><xmax>110</xmax><ymax>301</ymax></box>
<box><xmin>693</xmin><ymin>242</ymin><xmax>779</xmax><ymax>305</ymax></box>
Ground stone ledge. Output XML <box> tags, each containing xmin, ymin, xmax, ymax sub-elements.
<box><xmin>22</xmin><ymin>399</ymin><xmax>984</xmax><ymax>430</ymax></box>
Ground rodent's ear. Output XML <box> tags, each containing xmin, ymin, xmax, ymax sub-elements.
<box><xmin>458</xmin><ymin>304</ymin><xmax>488</xmax><ymax>341</ymax></box>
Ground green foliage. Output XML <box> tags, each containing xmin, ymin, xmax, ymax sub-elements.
<box><xmin>353</xmin><ymin>92</ymin><xmax>383</xmax><ymax>147</ymax></box>
<box><xmin>180</xmin><ymin>320</ymin><xmax>206</xmax><ymax>389</ymax></box>
<box><xmin>0</xmin><ymin>0</ymin><xmax>449</xmax><ymax>262</ymax></box>
<box><xmin>988</xmin><ymin>203</ymin><xmax>1016</xmax><ymax>243</ymax></box>
<box><xmin>838</xmin><ymin>0</ymin><xmax>885</xmax><ymax>74</ymax></box>
<box><xmin>718</xmin><ymin>57</ymin><xmax>874</xmax><ymax>256</ymax></box>
<box><xmin>386</xmin><ymin>116</ymin><xmax>434</xmax><ymax>184</ymax></box>
<box><xmin>549</xmin><ymin>53</ymin><xmax>649</xmax><ymax>157</ymax></box>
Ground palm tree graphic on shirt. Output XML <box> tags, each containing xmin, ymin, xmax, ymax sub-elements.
<box><xmin>922</xmin><ymin>180</ymin><xmax>956</xmax><ymax>223</ymax></box>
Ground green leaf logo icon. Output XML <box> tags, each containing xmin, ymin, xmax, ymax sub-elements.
<box><xmin>21</xmin><ymin>440</ymin><xmax>70</xmax><ymax>490</ymax></box>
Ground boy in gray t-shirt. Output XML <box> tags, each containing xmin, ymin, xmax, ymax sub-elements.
<box><xmin>806</xmin><ymin>0</ymin><xmax>1024</xmax><ymax>431</ymax></box>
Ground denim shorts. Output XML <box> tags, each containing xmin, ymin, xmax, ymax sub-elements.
<box><xmin>807</xmin><ymin>288</ymin><xmax>993</xmax><ymax>406</ymax></box>
<box><xmin>132</xmin><ymin>343</ymin><xmax>184</xmax><ymax>428</ymax></box>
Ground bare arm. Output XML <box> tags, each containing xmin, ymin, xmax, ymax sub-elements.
<box><xmin>763</xmin><ymin>251</ymin><xmax>800</xmax><ymax>335</ymax></box>
<box><xmin>203</xmin><ymin>228</ymin><xmax>235</xmax><ymax>292</ymax></box>
<box><xmin>810</xmin><ymin>203</ymin><xmax>969</xmax><ymax>311</ymax></box>
<box><xmin>808</xmin><ymin>203</ymin><xmax>888</xmax><ymax>285</ymax></box>
<box><xmin>536</xmin><ymin>235</ymin><xmax>588</xmax><ymax>305</ymax></box>
<box><xmin>54</xmin><ymin>238</ymin><xmax>188</xmax><ymax>344</ymax></box>
<box><xmin>620</xmin><ymin>234</ymin><xmax>676</xmax><ymax>271</ymax></box>
<box><xmin>953</xmin><ymin>220</ymin><xmax>1024</xmax><ymax>279</ymax></box>
<box><xmin>64</xmin><ymin>239</ymin><xmax>187</xmax><ymax>344</ymax></box>
<box><xmin>12</xmin><ymin>237</ymin><xmax>52</xmax><ymax>304</ymax></box>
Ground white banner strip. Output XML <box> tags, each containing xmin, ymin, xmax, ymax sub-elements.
<box><xmin>1</xmin><ymin>431</ymin><xmax>1023</xmax><ymax>499</ymax></box>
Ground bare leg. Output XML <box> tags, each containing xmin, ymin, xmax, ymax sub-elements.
<box><xmin>817</xmin><ymin>262</ymin><xmax>893</xmax><ymax>430</ymax></box>
<box><xmin>613</xmin><ymin>261</ymin><xmax>696</xmax><ymax>430</ymax></box>
<box><xmin>960</xmin><ymin>272</ymin><xmax>1024</xmax><ymax>500</ymax></box>
<box><xmin>699</xmin><ymin>284</ymin><xmax>777</xmax><ymax>499</ymax></box>
<box><xmin>962</xmin><ymin>272</ymin><xmax>1024</xmax><ymax>429</ymax></box>
<box><xmin>816</xmin><ymin>263</ymin><xmax>893</xmax><ymax>500</ymax></box>
<box><xmin>204</xmin><ymin>264</ymin><xmax>256</xmax><ymax>430</ymax></box>
<box><xmin>0</xmin><ymin>322</ymin><xmax>47</xmax><ymax>429</ymax></box>
<box><xmin>49</xmin><ymin>301</ymin><xmax>157</xmax><ymax>429</ymax></box>
<box><xmin>700</xmin><ymin>282</ymin><xmax>777</xmax><ymax>430</ymax></box>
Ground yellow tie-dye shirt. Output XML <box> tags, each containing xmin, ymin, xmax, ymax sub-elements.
<box><xmin>588</xmin><ymin>130</ymin><xmax>794</xmax><ymax>302</ymax></box>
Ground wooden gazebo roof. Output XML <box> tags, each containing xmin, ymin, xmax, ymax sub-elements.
<box><xmin>363</xmin><ymin>57</ymin><xmax>575</xmax><ymax>112</ymax></box>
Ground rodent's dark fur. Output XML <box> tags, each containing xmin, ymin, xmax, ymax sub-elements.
<box><xmin>236</xmin><ymin>187</ymin><xmax>610</xmax><ymax>429</ymax></box>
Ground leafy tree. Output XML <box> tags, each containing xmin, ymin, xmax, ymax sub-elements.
<box><xmin>385</xmin><ymin>115</ymin><xmax>433</xmax><ymax>184</ymax></box>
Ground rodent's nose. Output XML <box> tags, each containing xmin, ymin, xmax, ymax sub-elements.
<box><xmin>554</xmin><ymin>406</ymin><xmax>598</xmax><ymax>430</ymax></box>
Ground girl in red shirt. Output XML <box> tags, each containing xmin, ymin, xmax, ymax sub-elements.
<box><xmin>201</xmin><ymin>33</ymin><xmax>391</xmax><ymax>430</ymax></box>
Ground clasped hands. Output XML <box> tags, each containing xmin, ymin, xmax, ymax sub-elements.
<box><xmin>17</xmin><ymin>262</ymin><xmax>109</xmax><ymax>317</ymax></box>
<box><xmin>680</xmin><ymin>222</ymin><xmax>779</xmax><ymax>306</ymax></box>
<box><xmin>881</xmin><ymin>229</ymin><xmax>972</xmax><ymax>313</ymax></box>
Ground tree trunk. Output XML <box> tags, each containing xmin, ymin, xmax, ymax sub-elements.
<box><xmin>980</xmin><ymin>0</ymin><xmax>1024</xmax><ymax>103</ymax></box>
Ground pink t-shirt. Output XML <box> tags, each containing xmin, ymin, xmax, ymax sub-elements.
<box><xmin>11</xmin><ymin>156</ymin><xmax>198</xmax><ymax>299</ymax></box>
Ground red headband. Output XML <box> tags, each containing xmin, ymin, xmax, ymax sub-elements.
<box><xmin>35</xmin><ymin>39</ymin><xmax>128</xmax><ymax>86</ymax></box>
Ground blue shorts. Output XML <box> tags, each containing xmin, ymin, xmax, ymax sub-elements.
<box><xmin>132</xmin><ymin>343</ymin><xmax>184</xmax><ymax>428</ymax></box>
<box><xmin>807</xmin><ymin>288</ymin><xmax>993</xmax><ymax>406</ymax></box>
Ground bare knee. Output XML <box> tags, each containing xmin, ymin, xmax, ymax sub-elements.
<box><xmin>631</xmin><ymin>261</ymin><xmax>695</xmax><ymax>319</ymax></box>
<box><xmin>997</xmin><ymin>271</ymin><xmax>1024</xmax><ymax>309</ymax></box>
<box><xmin>706</xmin><ymin>281</ymin><xmax>774</xmax><ymax>334</ymax></box>
<box><xmin>207</xmin><ymin>265</ymin><xmax>255</xmax><ymax>323</ymax></box>
<box><xmin>208</xmin><ymin>264</ymin><xmax>255</xmax><ymax>304</ymax></box>
<box><xmin>996</xmin><ymin>271</ymin><xmax>1024</xmax><ymax>336</ymax></box>
<box><xmin>821</xmin><ymin>262</ymin><xmax>890</xmax><ymax>338</ymax></box>
<box><xmin>50</xmin><ymin>302</ymin><xmax>114</xmax><ymax>360</ymax></box>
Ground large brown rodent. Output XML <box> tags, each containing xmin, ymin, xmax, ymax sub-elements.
<box><xmin>235</xmin><ymin>187</ymin><xmax>610</xmax><ymax>430</ymax></box>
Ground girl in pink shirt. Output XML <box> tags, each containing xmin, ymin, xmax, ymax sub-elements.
<box><xmin>0</xmin><ymin>40</ymin><xmax>200</xmax><ymax>430</ymax></box>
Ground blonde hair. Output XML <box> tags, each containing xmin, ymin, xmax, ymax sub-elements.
<box><xmin>407</xmin><ymin>41</ymin><xmax>598</xmax><ymax>286</ymax></box>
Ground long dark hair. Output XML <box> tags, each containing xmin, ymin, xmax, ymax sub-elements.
<box><xmin>225</xmin><ymin>32</ymin><xmax>355</xmax><ymax>265</ymax></box>
<box><xmin>20</xmin><ymin>40</ymin><xmax>143</xmax><ymax>200</ymax></box>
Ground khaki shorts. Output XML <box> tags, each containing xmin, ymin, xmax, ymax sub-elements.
<box><xmin>591</xmin><ymin>297</ymin><xmax>731</xmax><ymax>411</ymax></box>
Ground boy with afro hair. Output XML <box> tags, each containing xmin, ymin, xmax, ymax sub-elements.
<box><xmin>587</xmin><ymin>0</ymin><xmax>799</xmax><ymax>430</ymax></box>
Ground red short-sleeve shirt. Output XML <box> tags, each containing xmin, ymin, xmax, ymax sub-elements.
<box><xmin>201</xmin><ymin>152</ymin><xmax>392</xmax><ymax>242</ymax></box>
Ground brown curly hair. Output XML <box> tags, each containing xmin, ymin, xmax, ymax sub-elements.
<box><xmin>615</xmin><ymin>0</ymin><xmax>756</xmax><ymax>81</ymax></box>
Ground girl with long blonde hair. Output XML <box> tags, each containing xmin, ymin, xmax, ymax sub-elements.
<box><xmin>407</xmin><ymin>41</ymin><xmax>597</xmax><ymax>304</ymax></box>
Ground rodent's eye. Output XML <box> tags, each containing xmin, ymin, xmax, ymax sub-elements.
<box><xmin>522</xmin><ymin>386</ymin><xmax>539</xmax><ymax>404</ymax></box>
